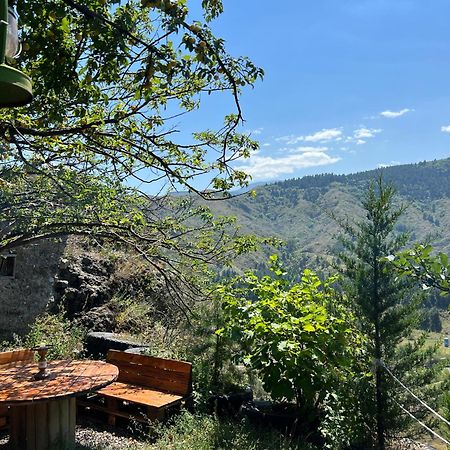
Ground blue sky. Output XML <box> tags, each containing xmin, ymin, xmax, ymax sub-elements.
<box><xmin>187</xmin><ymin>0</ymin><xmax>450</xmax><ymax>183</ymax></box>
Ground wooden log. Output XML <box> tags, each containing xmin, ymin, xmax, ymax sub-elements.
<box><xmin>106</xmin><ymin>397</ymin><xmax>119</xmax><ymax>426</ymax></box>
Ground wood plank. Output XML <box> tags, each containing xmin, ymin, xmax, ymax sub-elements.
<box><xmin>59</xmin><ymin>398</ymin><xmax>70</xmax><ymax>446</ymax></box>
<box><xmin>26</xmin><ymin>404</ymin><xmax>36</xmax><ymax>450</ymax></box>
<box><xmin>68</xmin><ymin>398</ymin><xmax>76</xmax><ymax>449</ymax></box>
<box><xmin>107</xmin><ymin>350</ymin><xmax>192</xmax><ymax>373</ymax></box>
<box><xmin>0</xmin><ymin>349</ymin><xmax>34</xmax><ymax>365</ymax></box>
<box><xmin>10</xmin><ymin>406</ymin><xmax>27</xmax><ymax>449</ymax></box>
<box><xmin>48</xmin><ymin>400</ymin><xmax>60</xmax><ymax>449</ymax></box>
<box><xmin>114</xmin><ymin>368</ymin><xmax>190</xmax><ymax>395</ymax></box>
<box><xmin>106</xmin><ymin>397</ymin><xmax>119</xmax><ymax>426</ymax></box>
<box><xmin>77</xmin><ymin>400</ymin><xmax>149</xmax><ymax>423</ymax></box>
<box><xmin>110</xmin><ymin>359</ymin><xmax>191</xmax><ymax>383</ymax></box>
<box><xmin>108</xmin><ymin>357</ymin><xmax>192</xmax><ymax>378</ymax></box>
<box><xmin>35</xmin><ymin>402</ymin><xmax>49</xmax><ymax>450</ymax></box>
<box><xmin>97</xmin><ymin>382</ymin><xmax>184</xmax><ymax>408</ymax></box>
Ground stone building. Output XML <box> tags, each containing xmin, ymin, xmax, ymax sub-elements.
<box><xmin>0</xmin><ymin>240</ymin><xmax>66</xmax><ymax>340</ymax></box>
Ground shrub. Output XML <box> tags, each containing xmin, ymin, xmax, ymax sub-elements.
<box><xmin>148</xmin><ymin>412</ymin><xmax>314</xmax><ymax>450</ymax></box>
<box><xmin>219</xmin><ymin>256</ymin><xmax>366</xmax><ymax>412</ymax></box>
<box><xmin>22</xmin><ymin>311</ymin><xmax>85</xmax><ymax>360</ymax></box>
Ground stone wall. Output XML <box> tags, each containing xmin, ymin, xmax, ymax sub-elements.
<box><xmin>0</xmin><ymin>239</ymin><xmax>66</xmax><ymax>340</ymax></box>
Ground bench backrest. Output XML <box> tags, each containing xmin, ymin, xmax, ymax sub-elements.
<box><xmin>106</xmin><ymin>350</ymin><xmax>192</xmax><ymax>396</ymax></box>
<box><xmin>0</xmin><ymin>349</ymin><xmax>34</xmax><ymax>366</ymax></box>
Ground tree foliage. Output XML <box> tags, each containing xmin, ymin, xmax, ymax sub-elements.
<box><xmin>387</xmin><ymin>244</ymin><xmax>450</xmax><ymax>295</ymax></box>
<box><xmin>0</xmin><ymin>0</ymin><xmax>265</xmax><ymax>304</ymax></box>
<box><xmin>219</xmin><ymin>256</ymin><xmax>366</xmax><ymax>412</ymax></box>
<box><xmin>336</xmin><ymin>178</ymin><xmax>445</xmax><ymax>448</ymax></box>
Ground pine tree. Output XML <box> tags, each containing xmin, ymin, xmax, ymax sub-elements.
<box><xmin>336</xmin><ymin>177</ymin><xmax>442</xmax><ymax>449</ymax></box>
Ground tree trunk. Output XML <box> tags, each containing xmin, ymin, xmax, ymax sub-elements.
<box><xmin>374</xmin><ymin>324</ymin><xmax>385</xmax><ymax>450</ymax></box>
<box><xmin>374</xmin><ymin>247</ymin><xmax>385</xmax><ymax>450</ymax></box>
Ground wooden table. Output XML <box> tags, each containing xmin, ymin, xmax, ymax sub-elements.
<box><xmin>0</xmin><ymin>359</ymin><xmax>119</xmax><ymax>450</ymax></box>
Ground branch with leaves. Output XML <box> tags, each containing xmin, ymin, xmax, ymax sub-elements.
<box><xmin>386</xmin><ymin>244</ymin><xmax>450</xmax><ymax>295</ymax></box>
<box><xmin>0</xmin><ymin>0</ymin><xmax>266</xmax><ymax>308</ymax></box>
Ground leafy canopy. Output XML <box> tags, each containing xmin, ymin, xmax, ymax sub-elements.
<box><xmin>387</xmin><ymin>244</ymin><xmax>450</xmax><ymax>295</ymax></box>
<box><xmin>0</xmin><ymin>0</ymin><xmax>266</xmax><ymax>303</ymax></box>
<box><xmin>218</xmin><ymin>256</ymin><xmax>366</xmax><ymax>408</ymax></box>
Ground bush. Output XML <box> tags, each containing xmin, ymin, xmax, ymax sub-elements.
<box><xmin>22</xmin><ymin>311</ymin><xmax>85</xmax><ymax>360</ymax></box>
<box><xmin>148</xmin><ymin>412</ymin><xmax>315</xmax><ymax>450</ymax></box>
<box><xmin>219</xmin><ymin>256</ymin><xmax>366</xmax><ymax>412</ymax></box>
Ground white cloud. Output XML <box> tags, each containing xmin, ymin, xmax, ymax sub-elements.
<box><xmin>276</xmin><ymin>128</ymin><xmax>343</xmax><ymax>145</ymax></box>
<box><xmin>345</xmin><ymin>127</ymin><xmax>382</xmax><ymax>145</ymax></box>
<box><xmin>302</xmin><ymin>128</ymin><xmax>343</xmax><ymax>142</ymax></box>
<box><xmin>377</xmin><ymin>161</ymin><xmax>400</xmax><ymax>168</ymax></box>
<box><xmin>262</xmin><ymin>143</ymin><xmax>271</xmax><ymax>147</ymax></box>
<box><xmin>247</xmin><ymin>127</ymin><xmax>263</xmax><ymax>135</ymax></box>
<box><xmin>353</xmin><ymin>127</ymin><xmax>382</xmax><ymax>139</ymax></box>
<box><xmin>288</xmin><ymin>146</ymin><xmax>328</xmax><ymax>154</ymax></box>
<box><xmin>380</xmin><ymin>108</ymin><xmax>412</xmax><ymax>118</ymax></box>
<box><xmin>441</xmin><ymin>125</ymin><xmax>450</xmax><ymax>133</ymax></box>
<box><xmin>276</xmin><ymin>135</ymin><xmax>294</xmax><ymax>143</ymax></box>
<box><xmin>238</xmin><ymin>151</ymin><xmax>340</xmax><ymax>180</ymax></box>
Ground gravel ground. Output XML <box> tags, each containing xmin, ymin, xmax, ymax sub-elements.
<box><xmin>0</xmin><ymin>416</ymin><xmax>150</xmax><ymax>450</ymax></box>
<box><xmin>0</xmin><ymin>422</ymin><xmax>436</xmax><ymax>449</ymax></box>
<box><xmin>74</xmin><ymin>424</ymin><xmax>148</xmax><ymax>449</ymax></box>
<box><xmin>388</xmin><ymin>438</ymin><xmax>436</xmax><ymax>450</ymax></box>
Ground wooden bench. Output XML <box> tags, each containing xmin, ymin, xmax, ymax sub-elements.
<box><xmin>0</xmin><ymin>349</ymin><xmax>34</xmax><ymax>430</ymax></box>
<box><xmin>79</xmin><ymin>350</ymin><xmax>192</xmax><ymax>425</ymax></box>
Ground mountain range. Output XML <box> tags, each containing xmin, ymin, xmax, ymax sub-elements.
<box><xmin>208</xmin><ymin>158</ymin><xmax>450</xmax><ymax>274</ymax></box>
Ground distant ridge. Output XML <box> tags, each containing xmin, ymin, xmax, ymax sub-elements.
<box><xmin>272</xmin><ymin>158</ymin><xmax>450</xmax><ymax>201</ymax></box>
<box><xmin>207</xmin><ymin>157</ymin><xmax>450</xmax><ymax>273</ymax></box>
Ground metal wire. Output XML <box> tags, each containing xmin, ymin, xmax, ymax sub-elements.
<box><xmin>381</xmin><ymin>360</ymin><xmax>450</xmax><ymax>427</ymax></box>
<box><xmin>392</xmin><ymin>398</ymin><xmax>450</xmax><ymax>446</ymax></box>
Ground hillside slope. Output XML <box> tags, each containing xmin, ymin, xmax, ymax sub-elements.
<box><xmin>209</xmin><ymin>158</ymin><xmax>450</xmax><ymax>272</ymax></box>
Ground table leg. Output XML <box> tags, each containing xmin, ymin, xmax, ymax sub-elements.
<box><xmin>9</xmin><ymin>398</ymin><xmax>76</xmax><ymax>450</ymax></box>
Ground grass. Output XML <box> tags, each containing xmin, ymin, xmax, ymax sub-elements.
<box><xmin>145</xmin><ymin>412</ymin><xmax>315</xmax><ymax>450</ymax></box>
<box><xmin>404</xmin><ymin>312</ymin><xmax>450</xmax><ymax>360</ymax></box>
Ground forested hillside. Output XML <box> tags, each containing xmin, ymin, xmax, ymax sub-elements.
<box><xmin>209</xmin><ymin>158</ymin><xmax>450</xmax><ymax>275</ymax></box>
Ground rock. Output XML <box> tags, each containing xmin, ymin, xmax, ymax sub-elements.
<box><xmin>78</xmin><ymin>305</ymin><xmax>116</xmax><ymax>332</ymax></box>
<box><xmin>59</xmin><ymin>258</ymin><xmax>69</xmax><ymax>269</ymax></box>
<box><xmin>124</xmin><ymin>347</ymin><xmax>151</xmax><ymax>355</ymax></box>
<box><xmin>54</xmin><ymin>253</ymin><xmax>116</xmax><ymax>317</ymax></box>
<box><xmin>54</xmin><ymin>279</ymin><xmax>69</xmax><ymax>292</ymax></box>
<box><xmin>86</xmin><ymin>332</ymin><xmax>147</xmax><ymax>358</ymax></box>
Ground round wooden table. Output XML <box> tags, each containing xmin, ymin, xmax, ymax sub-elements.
<box><xmin>0</xmin><ymin>359</ymin><xmax>118</xmax><ymax>450</ymax></box>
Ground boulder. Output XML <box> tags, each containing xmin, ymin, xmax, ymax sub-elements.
<box><xmin>86</xmin><ymin>332</ymin><xmax>147</xmax><ymax>358</ymax></box>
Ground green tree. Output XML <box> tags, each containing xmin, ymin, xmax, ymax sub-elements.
<box><xmin>219</xmin><ymin>256</ymin><xmax>366</xmax><ymax>446</ymax></box>
<box><xmin>336</xmin><ymin>178</ymin><xmax>442</xmax><ymax>449</ymax></box>
<box><xmin>0</xmin><ymin>0</ymin><xmax>264</xmax><ymax>305</ymax></box>
<box><xmin>387</xmin><ymin>244</ymin><xmax>450</xmax><ymax>295</ymax></box>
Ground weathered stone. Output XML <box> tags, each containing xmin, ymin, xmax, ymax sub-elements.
<box><xmin>86</xmin><ymin>332</ymin><xmax>146</xmax><ymax>358</ymax></box>
<box><xmin>0</xmin><ymin>239</ymin><xmax>67</xmax><ymax>340</ymax></box>
<box><xmin>54</xmin><ymin>279</ymin><xmax>69</xmax><ymax>292</ymax></box>
<box><xmin>78</xmin><ymin>305</ymin><xmax>116</xmax><ymax>332</ymax></box>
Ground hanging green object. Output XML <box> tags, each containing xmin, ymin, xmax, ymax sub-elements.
<box><xmin>0</xmin><ymin>0</ymin><xmax>32</xmax><ymax>107</ymax></box>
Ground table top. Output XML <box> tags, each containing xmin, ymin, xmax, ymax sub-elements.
<box><xmin>0</xmin><ymin>360</ymin><xmax>118</xmax><ymax>405</ymax></box>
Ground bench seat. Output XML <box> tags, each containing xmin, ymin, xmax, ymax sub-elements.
<box><xmin>97</xmin><ymin>381</ymin><xmax>184</xmax><ymax>409</ymax></box>
<box><xmin>79</xmin><ymin>350</ymin><xmax>192</xmax><ymax>425</ymax></box>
